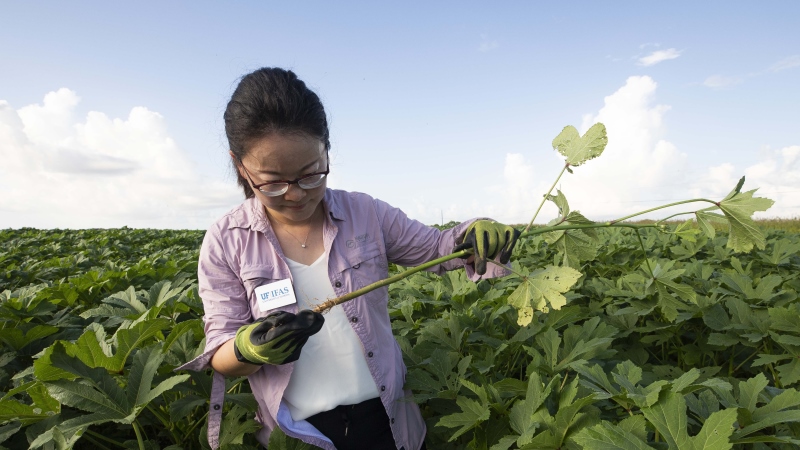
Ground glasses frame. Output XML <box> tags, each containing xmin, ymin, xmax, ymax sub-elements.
<box><xmin>237</xmin><ymin>157</ymin><xmax>330</xmax><ymax>197</ymax></box>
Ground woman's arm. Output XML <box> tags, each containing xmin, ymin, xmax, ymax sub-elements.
<box><xmin>210</xmin><ymin>339</ymin><xmax>262</xmax><ymax>377</ymax></box>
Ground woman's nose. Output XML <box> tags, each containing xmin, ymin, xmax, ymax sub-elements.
<box><xmin>283</xmin><ymin>183</ymin><xmax>307</xmax><ymax>202</ymax></box>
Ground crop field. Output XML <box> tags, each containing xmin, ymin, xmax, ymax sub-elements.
<box><xmin>2</xmin><ymin>123</ymin><xmax>800</xmax><ymax>449</ymax></box>
<box><xmin>2</xmin><ymin>222</ymin><xmax>800</xmax><ymax>449</ymax></box>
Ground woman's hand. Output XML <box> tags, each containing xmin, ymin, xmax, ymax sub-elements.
<box><xmin>234</xmin><ymin>310</ymin><xmax>324</xmax><ymax>365</ymax></box>
<box><xmin>455</xmin><ymin>220</ymin><xmax>521</xmax><ymax>275</ymax></box>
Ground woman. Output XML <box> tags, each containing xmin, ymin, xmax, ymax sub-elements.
<box><xmin>180</xmin><ymin>67</ymin><xmax>519</xmax><ymax>450</ymax></box>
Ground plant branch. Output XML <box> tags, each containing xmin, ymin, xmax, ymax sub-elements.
<box><xmin>523</xmin><ymin>162</ymin><xmax>570</xmax><ymax>233</ymax></box>
<box><xmin>608</xmin><ymin>199</ymin><xmax>718</xmax><ymax>224</ymax></box>
<box><xmin>312</xmin><ymin>249</ymin><xmax>472</xmax><ymax>313</ymax></box>
<box><xmin>314</xmin><ymin>222</ymin><xmax>664</xmax><ymax>313</ymax></box>
<box><xmin>655</xmin><ymin>211</ymin><xmax>696</xmax><ymax>225</ymax></box>
<box><xmin>520</xmin><ymin>222</ymin><xmax>657</xmax><ymax>239</ymax></box>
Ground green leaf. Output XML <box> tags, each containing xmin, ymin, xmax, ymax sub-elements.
<box><xmin>0</xmin><ymin>324</ymin><xmax>59</xmax><ymax>350</ymax></box>
<box><xmin>547</xmin><ymin>190</ymin><xmax>570</xmax><ymax>217</ymax></box>
<box><xmin>573</xmin><ymin>420</ymin><xmax>656</xmax><ymax>450</ymax></box>
<box><xmin>436</xmin><ymin>395</ymin><xmax>491</xmax><ymax>441</ymax></box>
<box><xmin>218</xmin><ymin>405</ymin><xmax>260</xmax><ymax>447</ymax></box>
<box><xmin>733</xmin><ymin>410</ymin><xmax>800</xmax><ymax>439</ymax></box>
<box><xmin>717</xmin><ymin>188</ymin><xmax>774</xmax><ymax>252</ymax></box>
<box><xmin>722</xmin><ymin>176</ymin><xmax>746</xmax><ymax>201</ymax></box>
<box><xmin>695</xmin><ymin>212</ymin><xmax>726</xmax><ymax>239</ymax></box>
<box><xmin>507</xmin><ymin>266</ymin><xmax>582</xmax><ymax>326</ymax></box>
<box><xmin>689</xmin><ymin>408</ymin><xmax>737</xmax><ymax>450</ymax></box>
<box><xmin>0</xmin><ymin>399</ymin><xmax>52</xmax><ymax>423</ymax></box>
<box><xmin>752</xmin><ymin>387</ymin><xmax>800</xmax><ymax>422</ymax></box>
<box><xmin>640</xmin><ymin>392</ymin><xmax>690</xmax><ymax>449</ymax></box>
<box><xmin>552</xmin><ymin>123</ymin><xmax>608</xmax><ymax>166</ymax></box>
<box><xmin>738</xmin><ymin>373</ymin><xmax>768</xmax><ymax>412</ymax></box>
<box><xmin>777</xmin><ymin>359</ymin><xmax>800</xmax><ymax>386</ymax></box>
<box><xmin>546</xmin><ymin>229</ymin><xmax>598</xmax><ymax>269</ymax></box>
<box><xmin>0</xmin><ymin>422</ymin><xmax>21</xmax><ymax>444</ymax></box>
<box><xmin>509</xmin><ymin>372</ymin><xmax>553</xmax><ymax>445</ymax></box>
<box><xmin>266</xmin><ymin>426</ymin><xmax>317</xmax><ymax>450</ymax></box>
<box><xmin>671</xmin><ymin>369</ymin><xmax>701</xmax><ymax>393</ymax></box>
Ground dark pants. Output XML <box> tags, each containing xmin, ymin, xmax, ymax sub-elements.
<box><xmin>305</xmin><ymin>397</ymin><xmax>427</xmax><ymax>450</ymax></box>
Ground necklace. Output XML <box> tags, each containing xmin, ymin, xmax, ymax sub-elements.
<box><xmin>280</xmin><ymin>225</ymin><xmax>312</xmax><ymax>248</ymax></box>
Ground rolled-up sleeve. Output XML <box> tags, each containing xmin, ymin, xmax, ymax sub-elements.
<box><xmin>374</xmin><ymin>198</ymin><xmax>509</xmax><ymax>281</ymax></box>
<box><xmin>178</xmin><ymin>226</ymin><xmax>252</xmax><ymax>371</ymax></box>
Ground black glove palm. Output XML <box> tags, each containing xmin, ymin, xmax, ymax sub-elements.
<box><xmin>234</xmin><ymin>310</ymin><xmax>324</xmax><ymax>365</ymax></box>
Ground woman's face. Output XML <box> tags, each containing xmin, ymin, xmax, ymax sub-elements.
<box><xmin>236</xmin><ymin>133</ymin><xmax>328</xmax><ymax>226</ymax></box>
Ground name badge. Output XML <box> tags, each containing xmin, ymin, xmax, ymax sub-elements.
<box><xmin>255</xmin><ymin>279</ymin><xmax>297</xmax><ymax>312</ymax></box>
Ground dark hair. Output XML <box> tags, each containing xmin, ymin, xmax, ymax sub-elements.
<box><xmin>224</xmin><ymin>67</ymin><xmax>330</xmax><ymax>198</ymax></box>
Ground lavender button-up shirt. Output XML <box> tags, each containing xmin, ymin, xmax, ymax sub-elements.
<box><xmin>178</xmin><ymin>189</ymin><xmax>508</xmax><ymax>450</ymax></box>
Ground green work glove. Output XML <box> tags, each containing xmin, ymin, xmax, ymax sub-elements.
<box><xmin>233</xmin><ymin>310</ymin><xmax>324</xmax><ymax>365</ymax></box>
<box><xmin>454</xmin><ymin>220</ymin><xmax>521</xmax><ymax>275</ymax></box>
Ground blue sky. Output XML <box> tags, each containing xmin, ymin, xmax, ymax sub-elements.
<box><xmin>1</xmin><ymin>2</ymin><xmax>799</xmax><ymax>228</ymax></box>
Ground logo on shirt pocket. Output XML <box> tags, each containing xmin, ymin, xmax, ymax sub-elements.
<box><xmin>346</xmin><ymin>233</ymin><xmax>371</xmax><ymax>249</ymax></box>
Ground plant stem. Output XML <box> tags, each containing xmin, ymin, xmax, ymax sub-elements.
<box><xmin>520</xmin><ymin>222</ymin><xmax>657</xmax><ymax>239</ymax></box>
<box><xmin>634</xmin><ymin>229</ymin><xmax>654</xmax><ymax>277</ymax></box>
<box><xmin>733</xmin><ymin>349</ymin><xmax>762</xmax><ymax>373</ymax></box>
<box><xmin>655</xmin><ymin>211</ymin><xmax>696</xmax><ymax>225</ymax></box>
<box><xmin>524</xmin><ymin>162</ymin><xmax>570</xmax><ymax>233</ymax></box>
<box><xmin>83</xmin><ymin>435</ymin><xmax>114</xmax><ymax>450</ymax></box>
<box><xmin>315</xmin><ymin>222</ymin><xmax>662</xmax><ymax>313</ymax></box>
<box><xmin>132</xmin><ymin>421</ymin><xmax>146</xmax><ymax>450</ymax></box>
<box><xmin>312</xmin><ymin>249</ymin><xmax>471</xmax><ymax>313</ymax></box>
<box><xmin>608</xmin><ymin>199</ymin><xmax>718</xmax><ymax>224</ymax></box>
<box><xmin>488</xmin><ymin>259</ymin><xmax>527</xmax><ymax>278</ymax></box>
<box><xmin>146</xmin><ymin>404</ymin><xmax>181</xmax><ymax>444</ymax></box>
<box><xmin>85</xmin><ymin>430</ymin><xmax>125</xmax><ymax>448</ymax></box>
<box><xmin>184</xmin><ymin>411</ymin><xmax>208</xmax><ymax>438</ymax></box>
<box><xmin>311</xmin><ymin>210</ymin><xmax>713</xmax><ymax>314</ymax></box>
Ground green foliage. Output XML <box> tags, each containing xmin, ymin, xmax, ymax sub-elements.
<box><xmin>2</xmin><ymin>123</ymin><xmax>798</xmax><ymax>449</ymax></box>
<box><xmin>0</xmin><ymin>229</ymin><xmax>262</xmax><ymax>449</ymax></box>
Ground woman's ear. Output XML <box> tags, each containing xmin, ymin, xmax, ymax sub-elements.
<box><xmin>230</xmin><ymin>152</ymin><xmax>244</xmax><ymax>177</ymax></box>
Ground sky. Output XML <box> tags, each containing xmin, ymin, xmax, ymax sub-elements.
<box><xmin>1</xmin><ymin>1</ymin><xmax>799</xmax><ymax>229</ymax></box>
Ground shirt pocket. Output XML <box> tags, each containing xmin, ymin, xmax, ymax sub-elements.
<box><xmin>240</xmin><ymin>264</ymin><xmax>290</xmax><ymax>319</ymax></box>
<box><xmin>340</xmin><ymin>241</ymin><xmax>389</xmax><ymax>304</ymax></box>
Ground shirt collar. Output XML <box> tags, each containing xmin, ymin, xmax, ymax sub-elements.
<box><xmin>231</xmin><ymin>189</ymin><xmax>344</xmax><ymax>232</ymax></box>
<box><xmin>324</xmin><ymin>189</ymin><xmax>345</xmax><ymax>222</ymax></box>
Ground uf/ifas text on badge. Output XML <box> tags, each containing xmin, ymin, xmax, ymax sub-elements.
<box><xmin>255</xmin><ymin>279</ymin><xmax>297</xmax><ymax>312</ymax></box>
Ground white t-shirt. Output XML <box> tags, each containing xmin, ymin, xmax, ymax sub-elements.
<box><xmin>282</xmin><ymin>252</ymin><xmax>380</xmax><ymax>420</ymax></box>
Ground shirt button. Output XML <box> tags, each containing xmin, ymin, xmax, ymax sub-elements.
<box><xmin>368</xmin><ymin>351</ymin><xmax>374</xmax><ymax>357</ymax></box>
<box><xmin>353</xmin><ymin>263</ymin><xmax>361</xmax><ymax>269</ymax></box>
<box><xmin>351</xmin><ymin>317</ymin><xmax>358</xmax><ymax>323</ymax></box>
<box><xmin>381</xmin><ymin>385</ymin><xmax>386</xmax><ymax>391</ymax></box>
<box><xmin>335</xmin><ymin>281</ymin><xmax>342</xmax><ymax>288</ymax></box>
<box><xmin>391</xmin><ymin>418</ymin><xmax>395</xmax><ymax>424</ymax></box>
<box><xmin>213</xmin><ymin>404</ymin><xmax>221</xmax><ymax>411</ymax></box>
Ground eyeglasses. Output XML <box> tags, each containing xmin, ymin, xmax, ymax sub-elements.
<box><xmin>238</xmin><ymin>158</ymin><xmax>329</xmax><ymax>197</ymax></box>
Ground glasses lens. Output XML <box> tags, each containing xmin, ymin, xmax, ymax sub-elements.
<box><xmin>298</xmin><ymin>173</ymin><xmax>326</xmax><ymax>189</ymax></box>
<box><xmin>259</xmin><ymin>183</ymin><xmax>289</xmax><ymax>196</ymax></box>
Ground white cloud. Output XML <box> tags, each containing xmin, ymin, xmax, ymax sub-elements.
<box><xmin>688</xmin><ymin>150</ymin><xmax>800</xmax><ymax>218</ymax></box>
<box><xmin>637</xmin><ymin>48</ymin><xmax>682</xmax><ymax>66</ymax></box>
<box><xmin>0</xmin><ymin>89</ymin><xmax>241</xmax><ymax>229</ymax></box>
<box><xmin>769</xmin><ymin>55</ymin><xmax>800</xmax><ymax>72</ymax></box>
<box><xmin>702</xmin><ymin>55</ymin><xmax>800</xmax><ymax>90</ymax></box>
<box><xmin>703</xmin><ymin>75</ymin><xmax>744</xmax><ymax>89</ymax></box>
<box><xmin>550</xmin><ymin>76</ymin><xmax>689</xmax><ymax>220</ymax></box>
<box><xmin>478</xmin><ymin>34</ymin><xmax>498</xmax><ymax>52</ymax></box>
<box><xmin>401</xmin><ymin>75</ymin><xmax>797</xmax><ymax>226</ymax></box>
